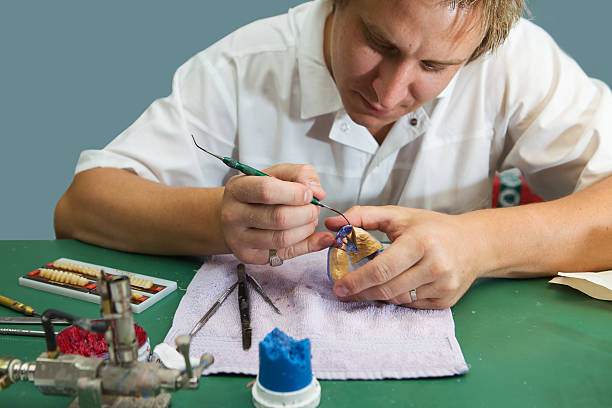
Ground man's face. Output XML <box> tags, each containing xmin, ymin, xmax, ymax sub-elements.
<box><xmin>324</xmin><ymin>0</ymin><xmax>484</xmax><ymax>138</ymax></box>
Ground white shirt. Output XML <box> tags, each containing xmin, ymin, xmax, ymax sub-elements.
<box><xmin>76</xmin><ymin>0</ymin><xmax>612</xmax><ymax>229</ymax></box>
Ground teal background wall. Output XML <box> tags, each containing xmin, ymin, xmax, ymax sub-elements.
<box><xmin>1</xmin><ymin>1</ymin><xmax>610</xmax><ymax>239</ymax></box>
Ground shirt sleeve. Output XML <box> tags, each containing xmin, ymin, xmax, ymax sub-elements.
<box><xmin>495</xmin><ymin>20</ymin><xmax>612</xmax><ymax>200</ymax></box>
<box><xmin>75</xmin><ymin>39</ymin><xmax>239</xmax><ymax>188</ymax></box>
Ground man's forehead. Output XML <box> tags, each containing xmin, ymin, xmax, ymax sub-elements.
<box><xmin>359</xmin><ymin>0</ymin><xmax>483</xmax><ymax>42</ymax></box>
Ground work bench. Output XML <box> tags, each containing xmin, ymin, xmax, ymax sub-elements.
<box><xmin>1</xmin><ymin>240</ymin><xmax>610</xmax><ymax>407</ymax></box>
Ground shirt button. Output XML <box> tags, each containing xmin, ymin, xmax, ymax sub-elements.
<box><xmin>341</xmin><ymin>122</ymin><xmax>349</xmax><ymax>132</ymax></box>
<box><xmin>410</xmin><ymin>118</ymin><xmax>418</xmax><ymax>126</ymax></box>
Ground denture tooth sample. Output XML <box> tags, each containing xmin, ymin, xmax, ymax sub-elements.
<box><xmin>40</xmin><ymin>268</ymin><xmax>88</xmax><ymax>286</ymax></box>
<box><xmin>52</xmin><ymin>260</ymin><xmax>101</xmax><ymax>278</ymax></box>
<box><xmin>128</xmin><ymin>274</ymin><xmax>153</xmax><ymax>289</ymax></box>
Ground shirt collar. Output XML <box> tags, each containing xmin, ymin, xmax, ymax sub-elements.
<box><xmin>437</xmin><ymin>66</ymin><xmax>461</xmax><ymax>99</ymax></box>
<box><xmin>297</xmin><ymin>0</ymin><xmax>343</xmax><ymax>120</ymax></box>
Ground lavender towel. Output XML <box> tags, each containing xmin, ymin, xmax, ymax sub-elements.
<box><xmin>163</xmin><ymin>251</ymin><xmax>468</xmax><ymax>379</ymax></box>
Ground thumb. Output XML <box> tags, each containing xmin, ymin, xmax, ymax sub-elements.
<box><xmin>264</xmin><ymin>163</ymin><xmax>326</xmax><ymax>201</ymax></box>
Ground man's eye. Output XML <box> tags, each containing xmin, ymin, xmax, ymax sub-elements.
<box><xmin>421</xmin><ymin>62</ymin><xmax>445</xmax><ymax>73</ymax></box>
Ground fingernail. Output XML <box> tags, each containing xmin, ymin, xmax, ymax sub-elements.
<box><xmin>334</xmin><ymin>285</ymin><xmax>349</xmax><ymax>297</ymax></box>
<box><xmin>322</xmin><ymin>235</ymin><xmax>334</xmax><ymax>247</ymax></box>
<box><xmin>304</xmin><ymin>190</ymin><xmax>313</xmax><ymax>202</ymax></box>
<box><xmin>307</xmin><ymin>180</ymin><xmax>321</xmax><ymax>187</ymax></box>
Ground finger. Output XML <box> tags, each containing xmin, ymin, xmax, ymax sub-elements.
<box><xmin>227</xmin><ymin>174</ymin><xmax>314</xmax><ymax>206</ymax></box>
<box><xmin>335</xmin><ymin>205</ymin><xmax>395</xmax><ymax>229</ymax></box>
<box><xmin>390</xmin><ymin>281</ymin><xmax>460</xmax><ymax>310</ymax></box>
<box><xmin>236</xmin><ymin>232</ymin><xmax>335</xmax><ymax>265</ymax></box>
<box><xmin>386</xmin><ymin>281</ymin><xmax>437</xmax><ymax>305</ymax></box>
<box><xmin>398</xmin><ymin>297</ymin><xmax>453</xmax><ymax>310</ymax></box>
<box><xmin>264</xmin><ymin>164</ymin><xmax>327</xmax><ymax>201</ymax></box>
<box><xmin>332</xmin><ymin>235</ymin><xmax>424</xmax><ymax>298</ymax></box>
<box><xmin>340</xmin><ymin>262</ymin><xmax>433</xmax><ymax>302</ymax></box>
<box><xmin>238</xmin><ymin>203</ymin><xmax>319</xmax><ymax>230</ymax></box>
<box><xmin>234</xmin><ymin>222</ymin><xmax>319</xmax><ymax>250</ymax></box>
<box><xmin>323</xmin><ymin>213</ymin><xmax>354</xmax><ymax>232</ymax></box>
<box><xmin>277</xmin><ymin>232</ymin><xmax>335</xmax><ymax>260</ymax></box>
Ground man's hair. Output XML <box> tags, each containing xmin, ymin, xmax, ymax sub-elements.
<box><xmin>332</xmin><ymin>0</ymin><xmax>526</xmax><ymax>62</ymax></box>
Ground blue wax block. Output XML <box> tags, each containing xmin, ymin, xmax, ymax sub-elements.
<box><xmin>258</xmin><ymin>328</ymin><xmax>312</xmax><ymax>392</ymax></box>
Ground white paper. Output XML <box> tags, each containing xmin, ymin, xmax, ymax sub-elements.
<box><xmin>549</xmin><ymin>270</ymin><xmax>612</xmax><ymax>301</ymax></box>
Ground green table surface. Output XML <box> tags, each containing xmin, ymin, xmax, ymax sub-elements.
<box><xmin>0</xmin><ymin>240</ymin><xmax>610</xmax><ymax>407</ymax></box>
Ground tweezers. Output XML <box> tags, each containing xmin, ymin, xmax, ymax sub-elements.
<box><xmin>189</xmin><ymin>282</ymin><xmax>238</xmax><ymax>337</ymax></box>
<box><xmin>188</xmin><ymin>265</ymin><xmax>281</xmax><ymax>341</ymax></box>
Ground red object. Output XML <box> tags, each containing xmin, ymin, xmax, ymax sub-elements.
<box><xmin>492</xmin><ymin>174</ymin><xmax>543</xmax><ymax>207</ymax></box>
<box><xmin>28</xmin><ymin>270</ymin><xmax>40</xmax><ymax>276</ymax></box>
<box><xmin>132</xmin><ymin>294</ymin><xmax>148</xmax><ymax>303</ymax></box>
<box><xmin>57</xmin><ymin>323</ymin><xmax>147</xmax><ymax>358</ymax></box>
<box><xmin>518</xmin><ymin>177</ymin><xmax>544</xmax><ymax>205</ymax></box>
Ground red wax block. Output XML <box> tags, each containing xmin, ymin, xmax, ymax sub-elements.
<box><xmin>85</xmin><ymin>283</ymin><xmax>97</xmax><ymax>290</ymax></box>
<box><xmin>133</xmin><ymin>296</ymin><xmax>147</xmax><ymax>304</ymax></box>
<box><xmin>46</xmin><ymin>262</ymin><xmax>55</xmax><ymax>267</ymax></box>
<box><xmin>28</xmin><ymin>270</ymin><xmax>41</xmax><ymax>276</ymax></box>
<box><xmin>151</xmin><ymin>286</ymin><xmax>164</xmax><ymax>293</ymax></box>
<box><xmin>57</xmin><ymin>324</ymin><xmax>147</xmax><ymax>358</ymax></box>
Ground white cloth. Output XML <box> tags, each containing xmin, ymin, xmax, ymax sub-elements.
<box><xmin>75</xmin><ymin>0</ymin><xmax>612</xmax><ymax>224</ymax></box>
<box><xmin>163</xmin><ymin>251</ymin><xmax>469</xmax><ymax>379</ymax></box>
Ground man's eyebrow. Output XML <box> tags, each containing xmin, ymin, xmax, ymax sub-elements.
<box><xmin>362</xmin><ymin>18</ymin><xmax>397</xmax><ymax>47</ymax></box>
<box><xmin>422</xmin><ymin>58</ymin><xmax>467</xmax><ymax>66</ymax></box>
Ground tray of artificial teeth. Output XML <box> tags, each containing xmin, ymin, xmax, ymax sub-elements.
<box><xmin>19</xmin><ymin>258</ymin><xmax>177</xmax><ymax>313</ymax></box>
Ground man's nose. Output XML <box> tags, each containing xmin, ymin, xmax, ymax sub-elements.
<box><xmin>372</xmin><ymin>60</ymin><xmax>413</xmax><ymax>109</ymax></box>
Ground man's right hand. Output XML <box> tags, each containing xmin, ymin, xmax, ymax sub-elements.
<box><xmin>220</xmin><ymin>163</ymin><xmax>335</xmax><ymax>265</ymax></box>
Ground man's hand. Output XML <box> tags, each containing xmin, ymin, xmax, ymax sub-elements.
<box><xmin>221</xmin><ymin>163</ymin><xmax>335</xmax><ymax>265</ymax></box>
<box><xmin>325</xmin><ymin>205</ymin><xmax>485</xmax><ymax>309</ymax></box>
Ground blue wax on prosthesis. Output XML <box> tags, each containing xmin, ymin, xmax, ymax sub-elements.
<box><xmin>258</xmin><ymin>328</ymin><xmax>313</xmax><ymax>392</ymax></box>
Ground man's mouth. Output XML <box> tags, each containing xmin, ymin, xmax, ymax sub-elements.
<box><xmin>358</xmin><ymin>93</ymin><xmax>393</xmax><ymax>117</ymax></box>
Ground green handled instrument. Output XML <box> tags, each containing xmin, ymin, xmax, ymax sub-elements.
<box><xmin>191</xmin><ymin>135</ymin><xmax>350</xmax><ymax>224</ymax></box>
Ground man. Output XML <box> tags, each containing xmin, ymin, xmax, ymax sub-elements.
<box><xmin>55</xmin><ymin>0</ymin><xmax>612</xmax><ymax>310</ymax></box>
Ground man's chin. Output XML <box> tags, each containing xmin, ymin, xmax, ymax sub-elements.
<box><xmin>346</xmin><ymin>110</ymin><xmax>394</xmax><ymax>132</ymax></box>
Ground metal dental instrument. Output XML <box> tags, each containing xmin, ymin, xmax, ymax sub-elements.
<box><xmin>0</xmin><ymin>316</ymin><xmax>70</xmax><ymax>325</ymax></box>
<box><xmin>189</xmin><ymin>282</ymin><xmax>238</xmax><ymax>338</ymax></box>
<box><xmin>0</xmin><ymin>328</ymin><xmax>58</xmax><ymax>337</ymax></box>
<box><xmin>246</xmin><ymin>274</ymin><xmax>281</xmax><ymax>315</ymax></box>
<box><xmin>237</xmin><ymin>264</ymin><xmax>252</xmax><ymax>350</ymax></box>
<box><xmin>188</xmin><ymin>264</ymin><xmax>280</xmax><ymax>346</ymax></box>
<box><xmin>191</xmin><ymin>134</ymin><xmax>351</xmax><ymax>226</ymax></box>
